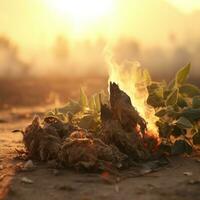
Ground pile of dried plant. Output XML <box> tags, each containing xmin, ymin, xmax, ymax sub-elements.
<box><xmin>16</xmin><ymin>82</ymin><xmax>159</xmax><ymax>171</ymax></box>
<box><xmin>16</xmin><ymin>64</ymin><xmax>200</xmax><ymax>172</ymax></box>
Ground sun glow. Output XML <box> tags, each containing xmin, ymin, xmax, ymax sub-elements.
<box><xmin>44</xmin><ymin>0</ymin><xmax>115</xmax><ymax>33</ymax></box>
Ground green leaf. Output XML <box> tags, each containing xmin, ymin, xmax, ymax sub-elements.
<box><xmin>80</xmin><ymin>88</ymin><xmax>89</xmax><ymax>110</ymax></box>
<box><xmin>172</xmin><ymin>126</ymin><xmax>186</xmax><ymax>138</ymax></box>
<box><xmin>177</xmin><ymin>95</ymin><xmax>188</xmax><ymax>108</ymax></box>
<box><xmin>181</xmin><ymin>108</ymin><xmax>200</xmax><ymax>122</ymax></box>
<box><xmin>176</xmin><ymin>63</ymin><xmax>191</xmax><ymax>86</ymax></box>
<box><xmin>165</xmin><ymin>106</ymin><xmax>179</xmax><ymax>118</ymax></box>
<box><xmin>163</xmin><ymin>90</ymin><xmax>172</xmax><ymax>100</ymax></box>
<box><xmin>171</xmin><ymin>140</ymin><xmax>192</xmax><ymax>155</ymax></box>
<box><xmin>58</xmin><ymin>100</ymin><xmax>81</xmax><ymax>115</ymax></box>
<box><xmin>166</xmin><ymin>89</ymin><xmax>178</xmax><ymax>106</ymax></box>
<box><xmin>175</xmin><ymin>117</ymin><xmax>193</xmax><ymax>129</ymax></box>
<box><xmin>94</xmin><ymin>94</ymin><xmax>101</xmax><ymax>112</ymax></box>
<box><xmin>193</xmin><ymin>131</ymin><xmax>200</xmax><ymax>145</ymax></box>
<box><xmin>89</xmin><ymin>95</ymin><xmax>96</xmax><ymax>111</ymax></box>
<box><xmin>179</xmin><ymin>84</ymin><xmax>200</xmax><ymax>97</ymax></box>
<box><xmin>156</xmin><ymin>121</ymin><xmax>173</xmax><ymax>138</ymax></box>
<box><xmin>168</xmin><ymin>79</ymin><xmax>176</xmax><ymax>90</ymax></box>
<box><xmin>147</xmin><ymin>83</ymin><xmax>164</xmax><ymax>107</ymax></box>
<box><xmin>155</xmin><ymin>108</ymin><xmax>167</xmax><ymax>117</ymax></box>
<box><xmin>147</xmin><ymin>93</ymin><xmax>164</xmax><ymax>108</ymax></box>
<box><xmin>192</xmin><ymin>96</ymin><xmax>200</xmax><ymax>109</ymax></box>
<box><xmin>147</xmin><ymin>82</ymin><xmax>163</xmax><ymax>95</ymax></box>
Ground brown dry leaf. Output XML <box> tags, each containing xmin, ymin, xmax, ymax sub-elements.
<box><xmin>23</xmin><ymin>116</ymin><xmax>61</xmax><ymax>161</ymax></box>
<box><xmin>100</xmin><ymin>120</ymin><xmax>149</xmax><ymax>160</ymax></box>
<box><xmin>59</xmin><ymin>130</ymin><xmax>127</xmax><ymax>171</ymax></box>
<box><xmin>59</xmin><ymin>135</ymin><xmax>97</xmax><ymax>170</ymax></box>
<box><xmin>110</xmin><ymin>82</ymin><xmax>147</xmax><ymax>133</ymax></box>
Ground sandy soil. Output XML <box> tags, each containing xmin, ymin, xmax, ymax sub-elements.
<box><xmin>1</xmin><ymin>108</ymin><xmax>200</xmax><ymax>200</ymax></box>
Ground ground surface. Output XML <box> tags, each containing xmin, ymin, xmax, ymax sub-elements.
<box><xmin>1</xmin><ymin>108</ymin><xmax>200</xmax><ymax>200</ymax></box>
<box><xmin>0</xmin><ymin>76</ymin><xmax>107</xmax><ymax>108</ymax></box>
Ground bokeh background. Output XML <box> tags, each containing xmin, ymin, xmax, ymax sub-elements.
<box><xmin>0</xmin><ymin>0</ymin><xmax>200</xmax><ymax>107</ymax></box>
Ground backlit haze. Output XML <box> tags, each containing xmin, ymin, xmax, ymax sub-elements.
<box><xmin>0</xmin><ymin>0</ymin><xmax>200</xmax><ymax>80</ymax></box>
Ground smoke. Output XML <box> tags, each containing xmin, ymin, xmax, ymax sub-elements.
<box><xmin>0</xmin><ymin>0</ymin><xmax>200</xmax><ymax>82</ymax></box>
<box><xmin>0</xmin><ymin>33</ymin><xmax>200</xmax><ymax>84</ymax></box>
<box><xmin>0</xmin><ymin>36</ymin><xmax>30</xmax><ymax>78</ymax></box>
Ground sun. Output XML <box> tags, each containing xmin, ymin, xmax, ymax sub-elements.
<box><xmin>44</xmin><ymin>0</ymin><xmax>115</xmax><ymax>32</ymax></box>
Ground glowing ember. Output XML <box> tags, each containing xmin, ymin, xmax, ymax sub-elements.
<box><xmin>108</xmin><ymin>60</ymin><xmax>159</xmax><ymax>137</ymax></box>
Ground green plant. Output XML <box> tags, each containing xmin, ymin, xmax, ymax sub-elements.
<box><xmin>147</xmin><ymin>63</ymin><xmax>200</xmax><ymax>154</ymax></box>
<box><xmin>45</xmin><ymin>89</ymin><xmax>107</xmax><ymax>132</ymax></box>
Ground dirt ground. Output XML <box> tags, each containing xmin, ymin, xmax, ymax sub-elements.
<box><xmin>1</xmin><ymin>107</ymin><xmax>200</xmax><ymax>200</ymax></box>
<box><xmin>0</xmin><ymin>76</ymin><xmax>108</xmax><ymax>108</ymax></box>
<box><xmin>1</xmin><ymin>78</ymin><xmax>200</xmax><ymax>200</ymax></box>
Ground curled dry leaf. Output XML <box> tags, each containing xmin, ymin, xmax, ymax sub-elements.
<box><xmin>23</xmin><ymin>116</ymin><xmax>61</xmax><ymax>161</ymax></box>
<box><xmin>59</xmin><ymin>130</ymin><xmax>127</xmax><ymax>171</ymax></box>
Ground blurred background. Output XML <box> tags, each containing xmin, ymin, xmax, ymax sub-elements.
<box><xmin>0</xmin><ymin>0</ymin><xmax>200</xmax><ymax>108</ymax></box>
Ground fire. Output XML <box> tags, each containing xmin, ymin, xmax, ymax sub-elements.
<box><xmin>108</xmin><ymin>60</ymin><xmax>159</xmax><ymax>137</ymax></box>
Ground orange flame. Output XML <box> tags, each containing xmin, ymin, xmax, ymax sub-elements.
<box><xmin>108</xmin><ymin>60</ymin><xmax>159</xmax><ymax>137</ymax></box>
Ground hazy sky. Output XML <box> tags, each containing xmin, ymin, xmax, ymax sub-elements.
<box><xmin>0</xmin><ymin>0</ymin><xmax>200</xmax><ymax>54</ymax></box>
<box><xmin>167</xmin><ymin>0</ymin><xmax>200</xmax><ymax>12</ymax></box>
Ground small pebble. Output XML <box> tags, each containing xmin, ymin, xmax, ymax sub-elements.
<box><xmin>188</xmin><ymin>179</ymin><xmax>200</xmax><ymax>185</ymax></box>
<box><xmin>184</xmin><ymin>172</ymin><xmax>193</xmax><ymax>176</ymax></box>
<box><xmin>195</xmin><ymin>159</ymin><xmax>200</xmax><ymax>163</ymax></box>
<box><xmin>24</xmin><ymin>160</ymin><xmax>34</xmax><ymax>170</ymax></box>
<box><xmin>21</xmin><ymin>177</ymin><xmax>34</xmax><ymax>184</ymax></box>
<box><xmin>0</xmin><ymin>165</ymin><xmax>3</xmax><ymax>170</ymax></box>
